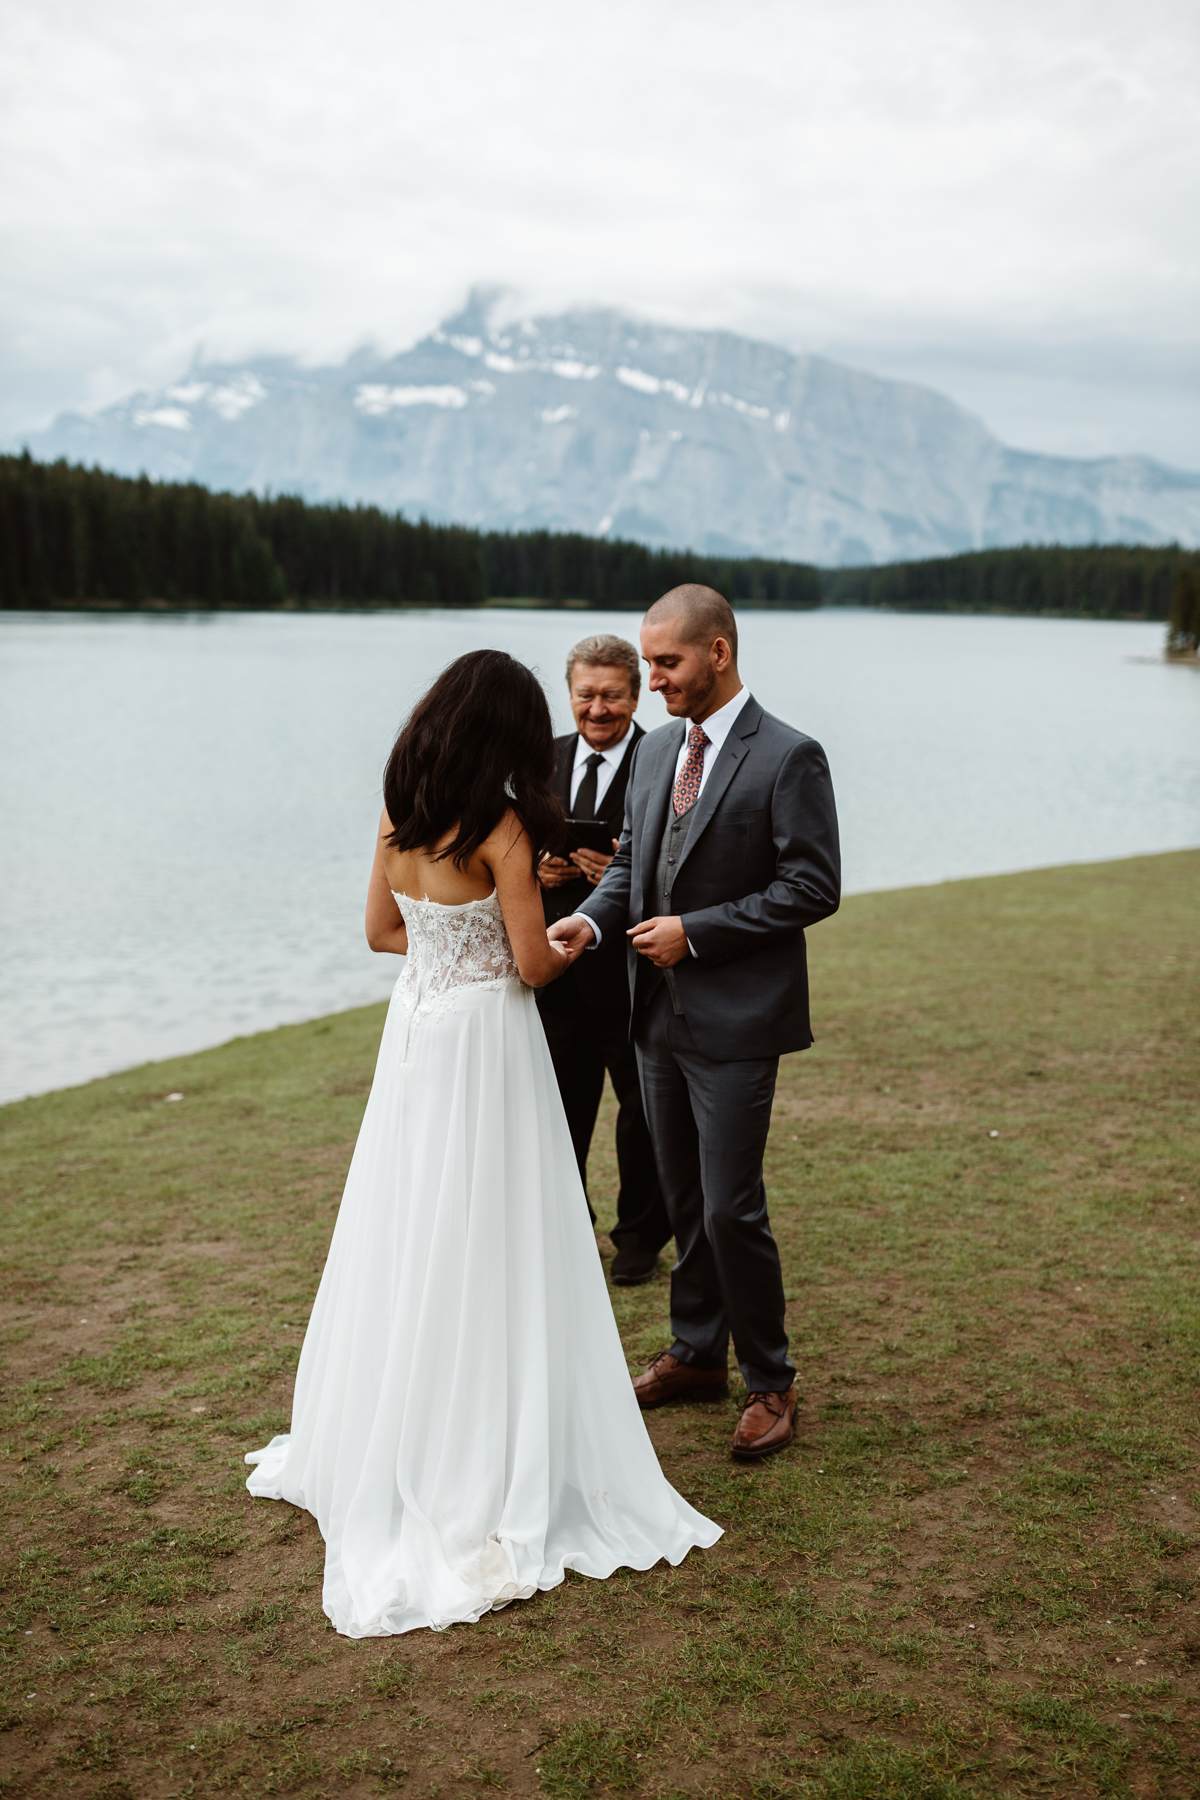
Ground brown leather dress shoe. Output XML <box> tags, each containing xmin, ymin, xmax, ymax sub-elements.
<box><xmin>632</xmin><ymin>1350</ymin><xmax>729</xmax><ymax>1409</ymax></box>
<box><xmin>731</xmin><ymin>1386</ymin><xmax>797</xmax><ymax>1461</ymax></box>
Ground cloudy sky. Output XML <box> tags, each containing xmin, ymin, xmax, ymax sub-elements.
<box><xmin>2</xmin><ymin>0</ymin><xmax>1198</xmax><ymax>465</ymax></box>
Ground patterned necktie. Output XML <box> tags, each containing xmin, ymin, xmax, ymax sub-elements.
<box><xmin>672</xmin><ymin>724</ymin><xmax>709</xmax><ymax>817</ymax></box>
<box><xmin>573</xmin><ymin>750</ymin><xmax>606</xmax><ymax>820</ymax></box>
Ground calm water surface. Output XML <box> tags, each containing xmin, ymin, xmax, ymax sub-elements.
<box><xmin>1</xmin><ymin>608</ymin><xmax>1196</xmax><ymax>1102</ymax></box>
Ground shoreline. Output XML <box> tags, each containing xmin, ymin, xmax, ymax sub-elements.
<box><xmin>0</xmin><ymin>597</ymin><xmax>1177</xmax><ymax>624</ymax></box>
<box><xmin>4</xmin><ymin>847</ymin><xmax>1196</xmax><ymax>1113</ymax></box>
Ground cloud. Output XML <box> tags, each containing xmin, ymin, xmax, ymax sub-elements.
<box><xmin>1</xmin><ymin>0</ymin><xmax>1197</xmax><ymax>462</ymax></box>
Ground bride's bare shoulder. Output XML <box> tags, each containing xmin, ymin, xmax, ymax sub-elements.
<box><xmin>481</xmin><ymin>807</ymin><xmax>532</xmax><ymax>866</ymax></box>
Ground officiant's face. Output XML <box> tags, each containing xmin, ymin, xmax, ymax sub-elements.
<box><xmin>569</xmin><ymin>663</ymin><xmax>637</xmax><ymax>751</ymax></box>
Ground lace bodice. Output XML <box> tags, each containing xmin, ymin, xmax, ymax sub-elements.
<box><xmin>392</xmin><ymin>890</ymin><xmax>518</xmax><ymax>1004</ymax></box>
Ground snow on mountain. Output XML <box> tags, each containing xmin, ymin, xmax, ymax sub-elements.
<box><xmin>18</xmin><ymin>290</ymin><xmax>1200</xmax><ymax>565</ymax></box>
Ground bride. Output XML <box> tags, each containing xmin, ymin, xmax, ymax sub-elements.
<box><xmin>245</xmin><ymin>648</ymin><xmax>721</xmax><ymax>1637</ymax></box>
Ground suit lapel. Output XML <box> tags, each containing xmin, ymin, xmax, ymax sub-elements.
<box><xmin>601</xmin><ymin>722</ymin><xmax>642</xmax><ymax>831</ymax></box>
<box><xmin>557</xmin><ymin>735</ymin><xmax>577</xmax><ymax>811</ymax></box>
<box><xmin>639</xmin><ymin>723</ymin><xmax>683</xmax><ymax>911</ymax></box>
<box><xmin>673</xmin><ymin>695</ymin><xmax>762</xmax><ymax>877</ymax></box>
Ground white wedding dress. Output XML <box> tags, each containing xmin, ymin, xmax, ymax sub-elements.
<box><xmin>245</xmin><ymin>889</ymin><xmax>721</xmax><ymax>1637</ymax></box>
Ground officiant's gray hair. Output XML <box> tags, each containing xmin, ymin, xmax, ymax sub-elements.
<box><xmin>565</xmin><ymin>633</ymin><xmax>641</xmax><ymax>696</ymax></box>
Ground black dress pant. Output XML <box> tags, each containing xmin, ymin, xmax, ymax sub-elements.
<box><xmin>634</xmin><ymin>983</ymin><xmax>794</xmax><ymax>1393</ymax></box>
<box><xmin>539</xmin><ymin>987</ymin><xmax>670</xmax><ymax>1255</ymax></box>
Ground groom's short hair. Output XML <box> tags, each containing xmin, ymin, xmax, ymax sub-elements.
<box><xmin>646</xmin><ymin>584</ymin><xmax>738</xmax><ymax>660</ymax></box>
<box><xmin>565</xmin><ymin>633</ymin><xmax>641</xmax><ymax>696</ymax></box>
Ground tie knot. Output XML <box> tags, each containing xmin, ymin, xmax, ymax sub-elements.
<box><xmin>585</xmin><ymin>751</ymin><xmax>605</xmax><ymax>770</ymax></box>
<box><xmin>688</xmin><ymin>725</ymin><xmax>709</xmax><ymax>751</ymax></box>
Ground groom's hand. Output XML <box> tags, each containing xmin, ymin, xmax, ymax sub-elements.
<box><xmin>627</xmin><ymin>915</ymin><xmax>688</xmax><ymax>968</ymax></box>
<box><xmin>547</xmin><ymin>914</ymin><xmax>597</xmax><ymax>958</ymax></box>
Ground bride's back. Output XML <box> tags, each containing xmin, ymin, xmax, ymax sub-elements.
<box><xmin>383</xmin><ymin>833</ymin><xmax>496</xmax><ymax>905</ymax></box>
<box><xmin>378</xmin><ymin>649</ymin><xmax>564</xmax><ymax>984</ymax></box>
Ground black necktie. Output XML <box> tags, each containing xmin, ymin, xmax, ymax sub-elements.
<box><xmin>573</xmin><ymin>750</ymin><xmax>605</xmax><ymax>820</ymax></box>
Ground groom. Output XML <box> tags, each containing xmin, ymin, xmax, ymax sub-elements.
<box><xmin>549</xmin><ymin>585</ymin><xmax>840</xmax><ymax>1461</ymax></box>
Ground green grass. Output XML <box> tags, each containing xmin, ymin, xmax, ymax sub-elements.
<box><xmin>1</xmin><ymin>850</ymin><xmax>1197</xmax><ymax>1797</ymax></box>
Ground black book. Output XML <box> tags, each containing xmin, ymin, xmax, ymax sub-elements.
<box><xmin>561</xmin><ymin>817</ymin><xmax>616</xmax><ymax>856</ymax></box>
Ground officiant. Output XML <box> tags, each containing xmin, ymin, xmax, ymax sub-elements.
<box><xmin>537</xmin><ymin>634</ymin><xmax>671</xmax><ymax>1285</ymax></box>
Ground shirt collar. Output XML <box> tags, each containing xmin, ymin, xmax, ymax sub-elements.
<box><xmin>574</xmin><ymin>722</ymin><xmax>635</xmax><ymax>769</ymax></box>
<box><xmin>689</xmin><ymin>685</ymin><xmax>749</xmax><ymax>754</ymax></box>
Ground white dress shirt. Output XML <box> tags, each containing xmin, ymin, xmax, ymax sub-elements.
<box><xmin>569</xmin><ymin>723</ymin><xmax>635</xmax><ymax>811</ymax></box>
<box><xmin>580</xmin><ymin>687</ymin><xmax>750</xmax><ymax>952</ymax></box>
<box><xmin>671</xmin><ymin>686</ymin><xmax>750</xmax><ymax>799</ymax></box>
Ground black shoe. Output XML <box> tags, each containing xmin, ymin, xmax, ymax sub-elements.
<box><xmin>610</xmin><ymin>1246</ymin><xmax>661</xmax><ymax>1286</ymax></box>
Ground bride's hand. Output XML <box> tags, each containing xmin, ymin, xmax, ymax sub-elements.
<box><xmin>547</xmin><ymin>914</ymin><xmax>596</xmax><ymax>959</ymax></box>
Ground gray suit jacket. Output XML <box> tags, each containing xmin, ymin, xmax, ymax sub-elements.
<box><xmin>578</xmin><ymin>694</ymin><xmax>840</xmax><ymax>1060</ymax></box>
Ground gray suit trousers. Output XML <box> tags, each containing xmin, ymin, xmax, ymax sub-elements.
<box><xmin>635</xmin><ymin>984</ymin><xmax>794</xmax><ymax>1393</ymax></box>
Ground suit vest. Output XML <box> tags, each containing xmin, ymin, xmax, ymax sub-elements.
<box><xmin>650</xmin><ymin>795</ymin><xmax>697</xmax><ymax>1014</ymax></box>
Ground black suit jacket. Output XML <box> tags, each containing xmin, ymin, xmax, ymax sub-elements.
<box><xmin>579</xmin><ymin>696</ymin><xmax>840</xmax><ymax>1058</ymax></box>
<box><xmin>538</xmin><ymin>723</ymin><xmax>643</xmax><ymax>1020</ymax></box>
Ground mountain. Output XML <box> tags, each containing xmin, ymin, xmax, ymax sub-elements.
<box><xmin>18</xmin><ymin>290</ymin><xmax>1200</xmax><ymax>565</ymax></box>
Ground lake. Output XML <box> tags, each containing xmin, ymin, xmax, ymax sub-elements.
<box><xmin>1</xmin><ymin>607</ymin><xmax>1196</xmax><ymax>1104</ymax></box>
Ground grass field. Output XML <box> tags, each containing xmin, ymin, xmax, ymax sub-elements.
<box><xmin>2</xmin><ymin>851</ymin><xmax>1198</xmax><ymax>1798</ymax></box>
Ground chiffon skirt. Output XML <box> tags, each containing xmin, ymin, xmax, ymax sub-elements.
<box><xmin>245</xmin><ymin>972</ymin><xmax>721</xmax><ymax>1636</ymax></box>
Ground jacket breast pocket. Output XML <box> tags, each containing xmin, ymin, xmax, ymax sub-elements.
<box><xmin>710</xmin><ymin>808</ymin><xmax>770</xmax><ymax>873</ymax></box>
<box><xmin>718</xmin><ymin>807</ymin><xmax>764</xmax><ymax>841</ymax></box>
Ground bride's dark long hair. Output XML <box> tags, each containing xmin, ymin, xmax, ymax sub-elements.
<box><xmin>383</xmin><ymin>649</ymin><xmax>562</xmax><ymax>872</ymax></box>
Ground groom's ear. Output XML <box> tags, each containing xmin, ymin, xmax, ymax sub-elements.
<box><xmin>711</xmin><ymin>635</ymin><xmax>734</xmax><ymax>671</ymax></box>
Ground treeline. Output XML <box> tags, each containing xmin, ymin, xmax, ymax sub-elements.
<box><xmin>1167</xmin><ymin>562</ymin><xmax>1200</xmax><ymax>655</ymax></box>
<box><xmin>481</xmin><ymin>529</ymin><xmax>819</xmax><ymax>608</ymax></box>
<box><xmin>0</xmin><ymin>453</ymin><xmax>820</xmax><ymax>611</ymax></box>
<box><xmin>5</xmin><ymin>454</ymin><xmax>1198</xmax><ymax>640</ymax></box>
<box><xmin>820</xmin><ymin>543</ymin><xmax>1198</xmax><ymax>623</ymax></box>
<box><xmin>0</xmin><ymin>453</ymin><xmax>480</xmax><ymax>609</ymax></box>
